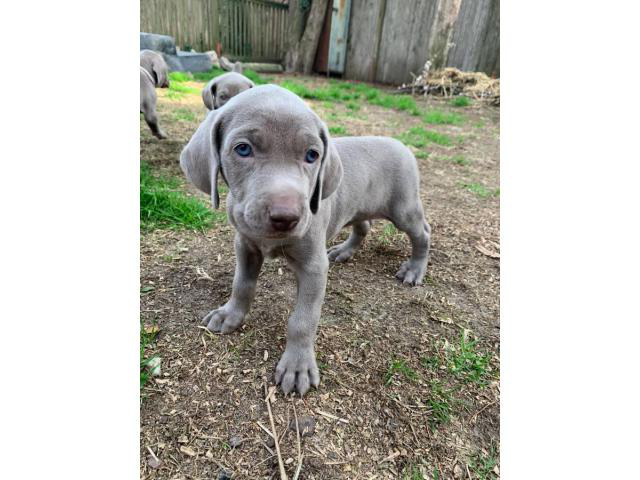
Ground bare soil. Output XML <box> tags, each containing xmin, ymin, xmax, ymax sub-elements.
<box><xmin>140</xmin><ymin>74</ymin><xmax>500</xmax><ymax>479</ymax></box>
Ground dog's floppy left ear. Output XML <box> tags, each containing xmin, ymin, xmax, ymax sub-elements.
<box><xmin>202</xmin><ymin>79</ymin><xmax>216</xmax><ymax>110</ymax></box>
<box><xmin>152</xmin><ymin>57</ymin><xmax>169</xmax><ymax>88</ymax></box>
<box><xmin>310</xmin><ymin>123</ymin><xmax>343</xmax><ymax>214</ymax></box>
<box><xmin>179</xmin><ymin>111</ymin><xmax>223</xmax><ymax>208</ymax></box>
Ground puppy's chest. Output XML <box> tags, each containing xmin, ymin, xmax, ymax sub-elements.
<box><xmin>256</xmin><ymin>242</ymin><xmax>288</xmax><ymax>260</ymax></box>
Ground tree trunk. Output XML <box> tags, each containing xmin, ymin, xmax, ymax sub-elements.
<box><xmin>283</xmin><ymin>1</ymin><xmax>305</xmax><ymax>71</ymax></box>
<box><xmin>284</xmin><ymin>0</ymin><xmax>329</xmax><ymax>73</ymax></box>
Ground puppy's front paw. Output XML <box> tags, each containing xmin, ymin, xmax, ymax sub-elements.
<box><xmin>327</xmin><ymin>243</ymin><xmax>355</xmax><ymax>263</ymax></box>
<box><xmin>275</xmin><ymin>347</ymin><xmax>320</xmax><ymax>396</ymax></box>
<box><xmin>201</xmin><ymin>305</ymin><xmax>245</xmax><ymax>334</ymax></box>
<box><xmin>395</xmin><ymin>260</ymin><xmax>426</xmax><ymax>286</ymax></box>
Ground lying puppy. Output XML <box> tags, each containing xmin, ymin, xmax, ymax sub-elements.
<box><xmin>202</xmin><ymin>72</ymin><xmax>255</xmax><ymax>110</ymax></box>
<box><xmin>180</xmin><ymin>85</ymin><xmax>431</xmax><ymax>395</ymax></box>
<box><xmin>140</xmin><ymin>50</ymin><xmax>170</xmax><ymax>139</ymax></box>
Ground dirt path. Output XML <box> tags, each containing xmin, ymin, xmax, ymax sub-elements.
<box><xmin>141</xmin><ymin>74</ymin><xmax>500</xmax><ymax>479</ymax></box>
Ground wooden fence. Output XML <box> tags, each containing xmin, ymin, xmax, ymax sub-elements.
<box><xmin>345</xmin><ymin>0</ymin><xmax>499</xmax><ymax>84</ymax></box>
<box><xmin>140</xmin><ymin>0</ymin><xmax>289</xmax><ymax>62</ymax></box>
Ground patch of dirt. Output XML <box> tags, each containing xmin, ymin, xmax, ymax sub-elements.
<box><xmin>140</xmin><ymin>74</ymin><xmax>500</xmax><ymax>479</ymax></box>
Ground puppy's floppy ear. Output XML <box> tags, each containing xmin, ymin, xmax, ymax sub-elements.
<box><xmin>179</xmin><ymin>111</ymin><xmax>223</xmax><ymax>208</ymax></box>
<box><xmin>202</xmin><ymin>78</ymin><xmax>217</xmax><ymax>110</ymax></box>
<box><xmin>310</xmin><ymin>122</ymin><xmax>344</xmax><ymax>214</ymax></box>
<box><xmin>152</xmin><ymin>56</ymin><xmax>169</xmax><ymax>88</ymax></box>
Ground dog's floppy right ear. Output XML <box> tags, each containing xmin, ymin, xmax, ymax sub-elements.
<box><xmin>179</xmin><ymin>111</ymin><xmax>223</xmax><ymax>208</ymax></box>
<box><xmin>202</xmin><ymin>79</ymin><xmax>217</xmax><ymax>110</ymax></box>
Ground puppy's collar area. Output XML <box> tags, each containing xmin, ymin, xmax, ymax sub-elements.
<box><xmin>140</xmin><ymin>66</ymin><xmax>155</xmax><ymax>85</ymax></box>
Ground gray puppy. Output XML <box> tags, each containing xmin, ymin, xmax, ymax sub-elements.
<box><xmin>180</xmin><ymin>85</ymin><xmax>431</xmax><ymax>395</ymax></box>
<box><xmin>140</xmin><ymin>50</ymin><xmax>170</xmax><ymax>139</ymax></box>
<box><xmin>202</xmin><ymin>72</ymin><xmax>255</xmax><ymax>110</ymax></box>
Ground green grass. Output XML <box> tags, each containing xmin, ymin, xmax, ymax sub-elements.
<box><xmin>461</xmin><ymin>182</ymin><xmax>499</xmax><ymax>198</ymax></box>
<box><xmin>378</xmin><ymin>223</ymin><xmax>400</xmax><ymax>246</ymax></box>
<box><xmin>421</xmin><ymin>355</ymin><xmax>441</xmax><ymax>370</ymax></box>
<box><xmin>468</xmin><ymin>444</ymin><xmax>499</xmax><ymax>480</ymax></box>
<box><xmin>140</xmin><ymin>322</ymin><xmax>159</xmax><ymax>390</ymax></box>
<box><xmin>402</xmin><ymin>465</ymin><xmax>425</xmax><ymax>480</ymax></box>
<box><xmin>329</xmin><ymin>125</ymin><xmax>347</xmax><ymax>135</ymax></box>
<box><xmin>446</xmin><ymin>154</ymin><xmax>470</xmax><ymax>166</ymax></box>
<box><xmin>447</xmin><ymin>332</ymin><xmax>492</xmax><ymax>385</ymax></box>
<box><xmin>427</xmin><ymin>380</ymin><xmax>454</xmax><ymax>429</ymax></box>
<box><xmin>398</xmin><ymin>127</ymin><xmax>452</xmax><ymax>147</ymax></box>
<box><xmin>451</xmin><ymin>96</ymin><xmax>471</xmax><ymax>107</ymax></box>
<box><xmin>414</xmin><ymin>151</ymin><xmax>429</xmax><ymax>159</ymax></box>
<box><xmin>179</xmin><ymin>67</ymin><xmax>269</xmax><ymax>85</ymax></box>
<box><xmin>168</xmin><ymin>82</ymin><xmax>200</xmax><ymax>95</ymax></box>
<box><xmin>384</xmin><ymin>358</ymin><xmax>419</xmax><ymax>385</ymax></box>
<box><xmin>173</xmin><ymin>108</ymin><xmax>196</xmax><ymax>122</ymax></box>
<box><xmin>346</xmin><ymin>100</ymin><xmax>360</xmax><ymax>111</ymax></box>
<box><xmin>140</xmin><ymin>162</ymin><xmax>222</xmax><ymax>231</ymax></box>
<box><xmin>168</xmin><ymin>71</ymin><xmax>193</xmax><ymax>83</ymax></box>
<box><xmin>422</xmin><ymin>110</ymin><xmax>464</xmax><ymax>125</ymax></box>
<box><xmin>280</xmin><ymin>79</ymin><xmax>420</xmax><ymax>115</ymax></box>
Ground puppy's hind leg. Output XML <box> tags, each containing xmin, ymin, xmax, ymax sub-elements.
<box><xmin>327</xmin><ymin>220</ymin><xmax>371</xmax><ymax>263</ymax></box>
<box><xmin>142</xmin><ymin>101</ymin><xmax>167</xmax><ymax>139</ymax></box>
<box><xmin>392</xmin><ymin>207</ymin><xmax>431</xmax><ymax>286</ymax></box>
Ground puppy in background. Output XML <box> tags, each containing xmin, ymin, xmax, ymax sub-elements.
<box><xmin>140</xmin><ymin>50</ymin><xmax>170</xmax><ymax>139</ymax></box>
<box><xmin>201</xmin><ymin>70</ymin><xmax>254</xmax><ymax>111</ymax></box>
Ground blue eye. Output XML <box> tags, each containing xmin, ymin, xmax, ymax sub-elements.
<box><xmin>234</xmin><ymin>143</ymin><xmax>252</xmax><ymax>157</ymax></box>
<box><xmin>305</xmin><ymin>150</ymin><xmax>319</xmax><ymax>164</ymax></box>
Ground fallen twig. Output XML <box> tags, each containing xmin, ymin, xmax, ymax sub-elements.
<box><xmin>265</xmin><ymin>385</ymin><xmax>288</xmax><ymax>480</ymax></box>
<box><xmin>316</xmin><ymin>409</ymin><xmax>349</xmax><ymax>424</ymax></box>
<box><xmin>292</xmin><ymin>401</ymin><xmax>303</xmax><ymax>480</ymax></box>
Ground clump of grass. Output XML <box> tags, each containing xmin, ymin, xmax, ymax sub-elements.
<box><xmin>189</xmin><ymin>68</ymin><xmax>268</xmax><ymax>85</ymax></box>
<box><xmin>427</xmin><ymin>380</ymin><xmax>454</xmax><ymax>429</ymax></box>
<box><xmin>451</xmin><ymin>95</ymin><xmax>471</xmax><ymax>107</ymax></box>
<box><xmin>191</xmin><ymin>67</ymin><xmax>226</xmax><ymax>82</ymax></box>
<box><xmin>140</xmin><ymin>162</ymin><xmax>221</xmax><ymax>231</ymax></box>
<box><xmin>140</xmin><ymin>322</ymin><xmax>159</xmax><ymax>390</ymax></box>
<box><xmin>423</xmin><ymin>110</ymin><xmax>464</xmax><ymax>125</ymax></box>
<box><xmin>447</xmin><ymin>154</ymin><xmax>470</xmax><ymax>165</ymax></box>
<box><xmin>468</xmin><ymin>444</ymin><xmax>499</xmax><ymax>480</ymax></box>
<box><xmin>329</xmin><ymin>125</ymin><xmax>347</xmax><ymax>135</ymax></box>
<box><xmin>414</xmin><ymin>151</ymin><xmax>429</xmax><ymax>159</ymax></box>
<box><xmin>402</xmin><ymin>465</ymin><xmax>425</xmax><ymax>480</ymax></box>
<box><xmin>398</xmin><ymin>127</ymin><xmax>452</xmax><ymax>147</ymax></box>
<box><xmin>378</xmin><ymin>223</ymin><xmax>400</xmax><ymax>246</ymax></box>
<box><xmin>384</xmin><ymin>357</ymin><xmax>419</xmax><ymax>385</ymax></box>
<box><xmin>447</xmin><ymin>332</ymin><xmax>492</xmax><ymax>385</ymax></box>
<box><xmin>169</xmin><ymin>82</ymin><xmax>200</xmax><ymax>95</ymax></box>
<box><xmin>168</xmin><ymin>71</ymin><xmax>193</xmax><ymax>83</ymax></box>
<box><xmin>243</xmin><ymin>69</ymin><xmax>270</xmax><ymax>85</ymax></box>
<box><xmin>280</xmin><ymin>80</ymin><xmax>420</xmax><ymax>114</ymax></box>
<box><xmin>173</xmin><ymin>108</ymin><xmax>196</xmax><ymax>122</ymax></box>
<box><xmin>461</xmin><ymin>182</ymin><xmax>499</xmax><ymax>198</ymax></box>
<box><xmin>421</xmin><ymin>355</ymin><xmax>441</xmax><ymax>370</ymax></box>
<box><xmin>346</xmin><ymin>100</ymin><xmax>360</xmax><ymax>111</ymax></box>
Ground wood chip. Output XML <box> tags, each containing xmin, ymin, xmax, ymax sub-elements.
<box><xmin>179</xmin><ymin>445</ymin><xmax>196</xmax><ymax>457</ymax></box>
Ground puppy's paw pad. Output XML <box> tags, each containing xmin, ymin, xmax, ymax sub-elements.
<box><xmin>201</xmin><ymin>306</ymin><xmax>245</xmax><ymax>334</ymax></box>
<box><xmin>275</xmin><ymin>349</ymin><xmax>320</xmax><ymax>396</ymax></box>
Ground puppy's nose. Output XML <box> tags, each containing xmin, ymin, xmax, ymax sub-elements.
<box><xmin>269</xmin><ymin>205</ymin><xmax>300</xmax><ymax>232</ymax></box>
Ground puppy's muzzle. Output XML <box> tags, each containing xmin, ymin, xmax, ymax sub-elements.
<box><xmin>268</xmin><ymin>194</ymin><xmax>302</xmax><ymax>232</ymax></box>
